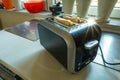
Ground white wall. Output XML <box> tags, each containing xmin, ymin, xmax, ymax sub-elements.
<box><xmin>0</xmin><ymin>10</ymin><xmax>51</xmax><ymax>29</ymax></box>
<box><xmin>0</xmin><ymin>10</ymin><xmax>34</xmax><ymax>28</ymax></box>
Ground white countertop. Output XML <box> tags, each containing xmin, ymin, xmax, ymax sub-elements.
<box><xmin>0</xmin><ymin>30</ymin><xmax>120</xmax><ymax>80</ymax></box>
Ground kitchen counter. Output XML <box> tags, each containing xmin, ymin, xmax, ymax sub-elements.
<box><xmin>0</xmin><ymin>21</ymin><xmax>120</xmax><ymax>80</ymax></box>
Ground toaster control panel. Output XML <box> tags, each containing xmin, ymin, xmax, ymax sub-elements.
<box><xmin>75</xmin><ymin>43</ymin><xmax>98</xmax><ymax>72</ymax></box>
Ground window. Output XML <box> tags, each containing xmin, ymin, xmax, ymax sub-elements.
<box><xmin>55</xmin><ymin>0</ymin><xmax>120</xmax><ymax>18</ymax></box>
<box><xmin>20</xmin><ymin>0</ymin><xmax>28</xmax><ymax>8</ymax></box>
<box><xmin>55</xmin><ymin>0</ymin><xmax>62</xmax><ymax>3</ymax></box>
<box><xmin>91</xmin><ymin>0</ymin><xmax>120</xmax><ymax>8</ymax></box>
<box><xmin>115</xmin><ymin>0</ymin><xmax>120</xmax><ymax>8</ymax></box>
<box><xmin>55</xmin><ymin>0</ymin><xmax>120</xmax><ymax>8</ymax></box>
<box><xmin>20</xmin><ymin>0</ymin><xmax>120</xmax><ymax>18</ymax></box>
<box><xmin>88</xmin><ymin>0</ymin><xmax>120</xmax><ymax>18</ymax></box>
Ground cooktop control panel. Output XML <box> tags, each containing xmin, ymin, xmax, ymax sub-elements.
<box><xmin>0</xmin><ymin>64</ymin><xmax>24</xmax><ymax>80</ymax></box>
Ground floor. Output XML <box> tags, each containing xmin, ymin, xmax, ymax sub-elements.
<box><xmin>94</xmin><ymin>32</ymin><xmax>120</xmax><ymax>72</ymax></box>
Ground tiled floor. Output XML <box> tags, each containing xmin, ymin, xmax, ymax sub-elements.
<box><xmin>94</xmin><ymin>32</ymin><xmax>120</xmax><ymax>72</ymax></box>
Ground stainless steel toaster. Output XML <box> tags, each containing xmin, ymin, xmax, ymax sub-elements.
<box><xmin>38</xmin><ymin>17</ymin><xmax>101</xmax><ymax>73</ymax></box>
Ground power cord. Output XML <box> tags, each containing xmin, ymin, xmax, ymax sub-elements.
<box><xmin>99</xmin><ymin>45</ymin><xmax>120</xmax><ymax>65</ymax></box>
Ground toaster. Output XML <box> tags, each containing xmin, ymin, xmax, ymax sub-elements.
<box><xmin>38</xmin><ymin>17</ymin><xmax>101</xmax><ymax>73</ymax></box>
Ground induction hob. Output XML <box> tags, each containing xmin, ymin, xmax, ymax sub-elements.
<box><xmin>5</xmin><ymin>20</ymin><xmax>39</xmax><ymax>41</ymax></box>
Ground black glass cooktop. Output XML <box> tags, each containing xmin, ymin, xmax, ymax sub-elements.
<box><xmin>5</xmin><ymin>20</ymin><xmax>39</xmax><ymax>41</ymax></box>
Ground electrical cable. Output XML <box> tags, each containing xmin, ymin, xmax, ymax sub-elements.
<box><xmin>99</xmin><ymin>45</ymin><xmax>120</xmax><ymax>65</ymax></box>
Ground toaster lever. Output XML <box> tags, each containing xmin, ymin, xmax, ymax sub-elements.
<box><xmin>84</xmin><ymin>40</ymin><xmax>98</xmax><ymax>50</ymax></box>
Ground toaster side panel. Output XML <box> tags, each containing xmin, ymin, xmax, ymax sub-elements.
<box><xmin>71</xmin><ymin>24</ymin><xmax>102</xmax><ymax>72</ymax></box>
<box><xmin>38</xmin><ymin>24</ymin><xmax>68</xmax><ymax>69</ymax></box>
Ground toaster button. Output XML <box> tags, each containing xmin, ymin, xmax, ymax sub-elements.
<box><xmin>77</xmin><ymin>67</ymin><xmax>81</xmax><ymax>71</ymax></box>
<box><xmin>85</xmin><ymin>60</ymin><xmax>90</xmax><ymax>64</ymax></box>
<box><xmin>78</xmin><ymin>63</ymin><xmax>81</xmax><ymax>66</ymax></box>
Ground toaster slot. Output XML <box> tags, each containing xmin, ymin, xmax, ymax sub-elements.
<box><xmin>60</xmin><ymin>15</ymin><xmax>87</xmax><ymax>24</ymax></box>
<box><xmin>46</xmin><ymin>16</ymin><xmax>87</xmax><ymax>29</ymax></box>
<box><xmin>46</xmin><ymin>17</ymin><xmax>77</xmax><ymax>28</ymax></box>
